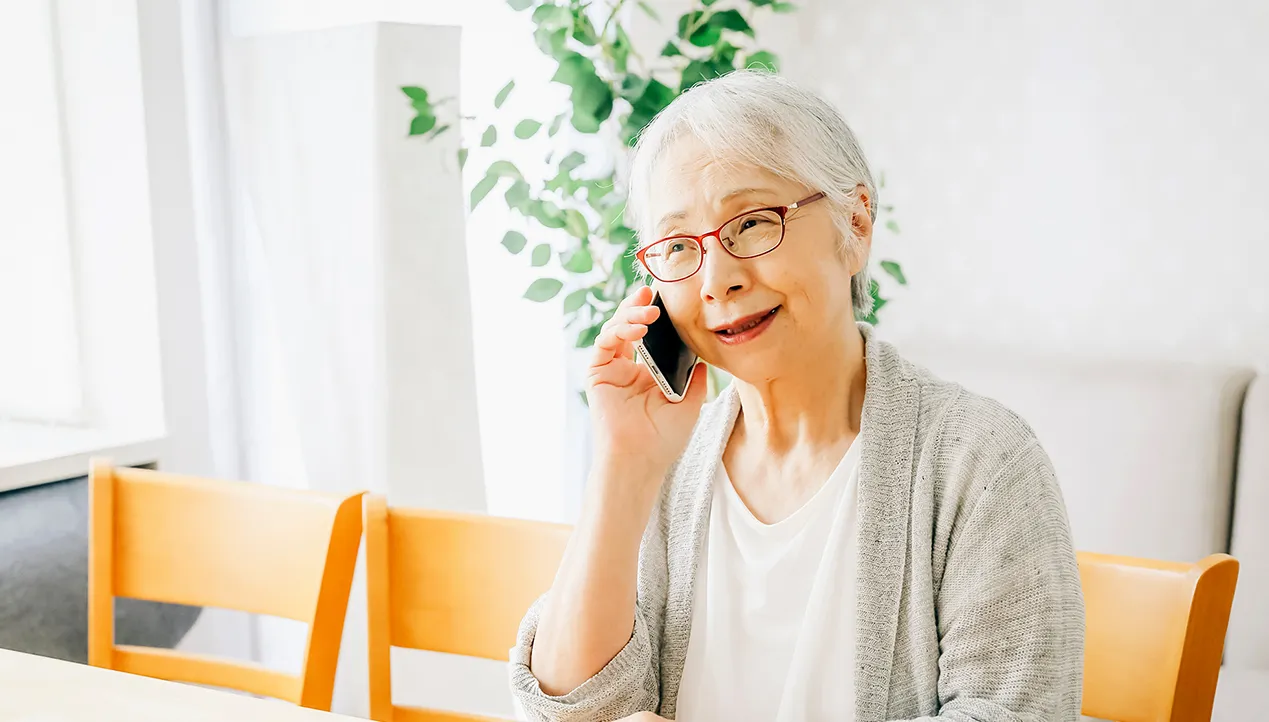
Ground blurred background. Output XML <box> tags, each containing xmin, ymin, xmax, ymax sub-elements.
<box><xmin>1</xmin><ymin>0</ymin><xmax>1265</xmax><ymax>719</ymax></box>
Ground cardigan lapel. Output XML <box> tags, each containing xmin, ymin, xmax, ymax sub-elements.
<box><xmin>659</xmin><ymin>385</ymin><xmax>741</xmax><ymax>718</ymax></box>
<box><xmin>854</xmin><ymin>323</ymin><xmax>920</xmax><ymax>721</ymax></box>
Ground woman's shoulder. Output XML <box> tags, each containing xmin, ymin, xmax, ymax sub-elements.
<box><xmin>897</xmin><ymin>352</ymin><xmax>1042</xmax><ymax>456</ymax></box>
<box><xmin>900</xmin><ymin>355</ymin><xmax>1053</xmax><ymax>498</ymax></box>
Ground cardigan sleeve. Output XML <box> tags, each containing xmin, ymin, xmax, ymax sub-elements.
<box><xmin>508</xmin><ymin>595</ymin><xmax>661</xmax><ymax>722</ymax></box>
<box><xmin>896</xmin><ymin>439</ymin><xmax>1086</xmax><ymax>722</ymax></box>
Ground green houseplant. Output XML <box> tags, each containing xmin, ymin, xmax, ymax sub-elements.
<box><xmin>402</xmin><ymin>0</ymin><xmax>907</xmax><ymax>351</ymax></box>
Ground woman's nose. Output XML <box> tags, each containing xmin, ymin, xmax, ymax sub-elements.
<box><xmin>698</xmin><ymin>235</ymin><xmax>747</xmax><ymax>302</ymax></box>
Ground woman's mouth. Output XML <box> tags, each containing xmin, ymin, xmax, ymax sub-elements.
<box><xmin>713</xmin><ymin>306</ymin><xmax>780</xmax><ymax>345</ymax></box>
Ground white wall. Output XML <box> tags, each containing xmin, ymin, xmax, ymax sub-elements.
<box><xmin>760</xmin><ymin>0</ymin><xmax>1269</xmax><ymax>367</ymax></box>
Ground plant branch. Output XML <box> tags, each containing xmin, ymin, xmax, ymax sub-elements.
<box><xmin>600</xmin><ymin>0</ymin><xmax>629</xmax><ymax>41</ymax></box>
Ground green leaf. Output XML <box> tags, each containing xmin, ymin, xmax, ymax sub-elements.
<box><xmin>530</xmin><ymin>244</ymin><xmax>552</xmax><ymax>267</ymax></box>
<box><xmin>636</xmin><ymin>0</ymin><xmax>661</xmax><ymax>21</ymax></box>
<box><xmin>749</xmin><ymin>0</ymin><xmax>775</xmax><ymax>5</ymax></box>
<box><xmin>514</xmin><ymin>119</ymin><xmax>543</xmax><ymax>139</ymax></box>
<box><xmin>480</xmin><ymin>125</ymin><xmax>497</xmax><ymax>147</ymax></box>
<box><xmin>506</xmin><ymin>0</ymin><xmax>533</xmax><ymax>10</ymax></box>
<box><xmin>713</xmin><ymin>41</ymin><xmax>740</xmax><ymax>66</ymax></box>
<box><xmin>504</xmin><ymin>179</ymin><xmax>531</xmax><ymax>209</ymax></box>
<box><xmin>771</xmin><ymin>1</ymin><xmax>798</xmax><ymax>11</ymax></box>
<box><xmin>620</xmin><ymin>75</ymin><xmax>650</xmax><ymax>101</ymax></box>
<box><xmin>457</xmin><ymin>148</ymin><xmax>468</xmax><ymax>169</ymax></box>
<box><xmin>562</xmin><ymin>247</ymin><xmax>594</xmax><ymax>273</ymax></box>
<box><xmin>572</xmin><ymin>13</ymin><xmax>600</xmax><ymax>46</ymax></box>
<box><xmin>702</xmin><ymin>0</ymin><xmax>719</xmax><ymax>5</ymax></box>
<box><xmin>623</xmin><ymin>78</ymin><xmax>678</xmax><ymax>143</ymax></box>
<box><xmin>428</xmin><ymin>124</ymin><xmax>451</xmax><ymax>138</ymax></box>
<box><xmin>528</xmin><ymin>200</ymin><xmax>567</xmax><ymax>229</ymax></box>
<box><xmin>680</xmin><ymin>59</ymin><xmax>722</xmax><ymax>91</ymax></box>
<box><xmin>880</xmin><ymin>260</ymin><xmax>907</xmax><ymax>285</ymax></box>
<box><xmin>559</xmin><ymin>151</ymin><xmax>586</xmax><ymax>173</ymax></box>
<box><xmin>552</xmin><ymin>52</ymin><xmax>596</xmax><ymax>87</ymax></box>
<box><xmin>409</xmin><ymin>113</ymin><xmax>437</xmax><ymax>136</ymax></box>
<box><xmin>563</xmin><ymin>209</ymin><xmax>590</xmax><ymax>239</ymax></box>
<box><xmin>548</xmin><ymin>113</ymin><xmax>567</xmax><ymax>137</ymax></box>
<box><xmin>563</xmin><ymin>287</ymin><xmax>589</xmax><ymax>313</ymax></box>
<box><xmin>531</xmin><ymin>4</ymin><xmax>573</xmax><ymax>30</ymax></box>
<box><xmin>678</xmin><ymin>12</ymin><xmax>722</xmax><ymax>46</ymax></box>
<box><xmin>615</xmin><ymin>252</ymin><xmax>637</xmax><ymax>286</ymax></box>
<box><xmin>401</xmin><ymin>86</ymin><xmax>428</xmax><ymax>102</ymax></box>
<box><xmin>534</xmin><ymin>26</ymin><xmax>570</xmax><ymax>60</ymax></box>
<box><xmin>612</xmin><ymin>26</ymin><xmax>633</xmax><ymax>73</ymax></box>
<box><xmin>879</xmin><ymin>171</ymin><xmax>886</xmax><ymax>188</ymax></box>
<box><xmin>494</xmin><ymin>80</ymin><xmax>515</xmax><ymax>108</ymax></box>
<box><xmin>577</xmin><ymin>322</ymin><xmax>603</xmax><ymax>348</ymax></box>
<box><xmin>600</xmin><ymin>201</ymin><xmax>626</xmax><ymax>231</ymax></box>
<box><xmin>470</xmin><ymin>174</ymin><xmax>499</xmax><ymax>210</ymax></box>
<box><xmin>661</xmin><ymin>41</ymin><xmax>683</xmax><ymax>57</ymax></box>
<box><xmin>885</xmin><ymin>219</ymin><xmax>900</xmax><ymax>234</ymax></box>
<box><xmin>710</xmin><ymin>9</ymin><xmax>754</xmax><ymax>36</ymax></box>
<box><xmin>524</xmin><ymin>277</ymin><xmax>564</xmax><ymax>301</ymax></box>
<box><xmin>571</xmin><ymin>110</ymin><xmax>602</xmax><ymax>133</ymax></box>
<box><xmin>607</xmin><ymin>225</ymin><xmax>637</xmax><ymax>247</ymax></box>
<box><xmin>745</xmin><ymin>50</ymin><xmax>779</xmax><ymax>71</ymax></box>
<box><xmin>583</xmin><ymin>180</ymin><xmax>614</xmax><ymax>207</ymax></box>
<box><xmin>486</xmin><ymin>160</ymin><xmax>523</xmax><ymax>179</ymax></box>
<box><xmin>501</xmin><ymin>230</ymin><xmax>528</xmax><ymax>254</ymax></box>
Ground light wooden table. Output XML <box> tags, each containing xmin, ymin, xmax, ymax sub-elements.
<box><xmin>0</xmin><ymin>648</ymin><xmax>364</xmax><ymax>721</ymax></box>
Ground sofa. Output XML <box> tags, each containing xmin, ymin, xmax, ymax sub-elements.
<box><xmin>908</xmin><ymin>345</ymin><xmax>1266</xmax><ymax>719</ymax></box>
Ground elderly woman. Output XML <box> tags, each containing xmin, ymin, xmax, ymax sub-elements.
<box><xmin>509</xmin><ymin>70</ymin><xmax>1084</xmax><ymax>722</ymax></box>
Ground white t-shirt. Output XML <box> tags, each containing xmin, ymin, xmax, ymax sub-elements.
<box><xmin>676</xmin><ymin>437</ymin><xmax>861</xmax><ymax>722</ymax></box>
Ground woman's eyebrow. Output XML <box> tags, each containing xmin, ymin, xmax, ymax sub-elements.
<box><xmin>719</xmin><ymin>186</ymin><xmax>778</xmax><ymax>204</ymax></box>
<box><xmin>655</xmin><ymin>187</ymin><xmax>779</xmax><ymax>233</ymax></box>
<box><xmin>655</xmin><ymin>209</ymin><xmax>690</xmax><ymax>233</ymax></box>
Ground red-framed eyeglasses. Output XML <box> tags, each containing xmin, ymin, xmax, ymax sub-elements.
<box><xmin>635</xmin><ymin>192</ymin><xmax>826</xmax><ymax>283</ymax></box>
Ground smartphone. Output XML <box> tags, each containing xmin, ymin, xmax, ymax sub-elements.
<box><xmin>633</xmin><ymin>292</ymin><xmax>699</xmax><ymax>403</ymax></box>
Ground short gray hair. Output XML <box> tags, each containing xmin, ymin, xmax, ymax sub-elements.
<box><xmin>626</xmin><ymin>70</ymin><xmax>877</xmax><ymax>318</ymax></box>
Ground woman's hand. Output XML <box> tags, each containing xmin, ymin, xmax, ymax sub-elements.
<box><xmin>587</xmin><ymin>285</ymin><xmax>707</xmax><ymax>487</ymax></box>
<box><xmin>615</xmin><ymin>714</ymin><xmax>669</xmax><ymax>722</ymax></box>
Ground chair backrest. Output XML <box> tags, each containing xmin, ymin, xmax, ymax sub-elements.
<box><xmin>364</xmin><ymin>495</ymin><xmax>571</xmax><ymax>722</ymax></box>
<box><xmin>1080</xmin><ymin>551</ymin><xmax>1239</xmax><ymax>722</ymax></box>
<box><xmin>88</xmin><ymin>460</ymin><xmax>364</xmax><ymax>711</ymax></box>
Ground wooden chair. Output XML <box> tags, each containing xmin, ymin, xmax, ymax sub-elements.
<box><xmin>88</xmin><ymin>460</ymin><xmax>364</xmax><ymax>711</ymax></box>
<box><xmin>1080</xmin><ymin>551</ymin><xmax>1239</xmax><ymax>722</ymax></box>
<box><xmin>364</xmin><ymin>495</ymin><xmax>571</xmax><ymax>722</ymax></box>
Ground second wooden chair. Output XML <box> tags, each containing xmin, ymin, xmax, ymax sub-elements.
<box><xmin>364</xmin><ymin>495</ymin><xmax>571</xmax><ymax>722</ymax></box>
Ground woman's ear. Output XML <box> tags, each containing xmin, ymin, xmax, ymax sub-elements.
<box><xmin>847</xmin><ymin>185</ymin><xmax>874</xmax><ymax>275</ymax></box>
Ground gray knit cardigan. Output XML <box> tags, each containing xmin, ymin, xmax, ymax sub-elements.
<box><xmin>510</xmin><ymin>324</ymin><xmax>1085</xmax><ymax>721</ymax></box>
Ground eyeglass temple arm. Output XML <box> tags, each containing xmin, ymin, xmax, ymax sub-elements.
<box><xmin>788</xmin><ymin>192</ymin><xmax>826</xmax><ymax>210</ymax></box>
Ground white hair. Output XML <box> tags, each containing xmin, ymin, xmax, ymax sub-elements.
<box><xmin>626</xmin><ymin>69</ymin><xmax>877</xmax><ymax>317</ymax></box>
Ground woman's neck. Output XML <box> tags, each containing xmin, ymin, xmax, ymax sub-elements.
<box><xmin>733</xmin><ymin>322</ymin><xmax>867</xmax><ymax>454</ymax></box>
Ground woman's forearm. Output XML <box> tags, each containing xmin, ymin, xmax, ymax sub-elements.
<box><xmin>530</xmin><ymin>461</ymin><xmax>662</xmax><ymax>696</ymax></box>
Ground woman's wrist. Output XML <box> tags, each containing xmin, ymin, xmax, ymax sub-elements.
<box><xmin>581</xmin><ymin>457</ymin><xmax>664</xmax><ymax>538</ymax></box>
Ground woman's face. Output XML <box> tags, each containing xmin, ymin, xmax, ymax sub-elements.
<box><xmin>645</xmin><ymin>136</ymin><xmax>870</xmax><ymax>382</ymax></box>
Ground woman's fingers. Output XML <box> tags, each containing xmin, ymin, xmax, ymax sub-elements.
<box><xmin>587</xmin><ymin>356</ymin><xmax>642</xmax><ymax>389</ymax></box>
<box><xmin>617</xmin><ymin>285</ymin><xmax>653</xmax><ymax>311</ymax></box>
<box><xmin>590</xmin><ymin>291</ymin><xmax>660</xmax><ymax>368</ymax></box>
<box><xmin>591</xmin><ymin>321</ymin><xmax>650</xmax><ymax>368</ymax></box>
